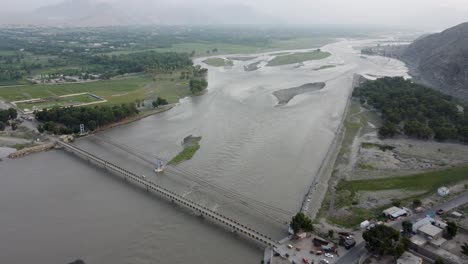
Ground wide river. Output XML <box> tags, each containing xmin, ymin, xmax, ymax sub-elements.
<box><xmin>0</xmin><ymin>39</ymin><xmax>408</xmax><ymax>264</ymax></box>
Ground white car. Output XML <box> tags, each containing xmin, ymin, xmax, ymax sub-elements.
<box><xmin>324</xmin><ymin>253</ymin><xmax>334</xmax><ymax>258</ymax></box>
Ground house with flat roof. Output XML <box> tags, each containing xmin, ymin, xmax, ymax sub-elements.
<box><xmin>383</xmin><ymin>206</ymin><xmax>408</xmax><ymax>219</ymax></box>
<box><xmin>397</xmin><ymin>251</ymin><xmax>423</xmax><ymax>264</ymax></box>
<box><xmin>418</xmin><ymin>224</ymin><xmax>443</xmax><ymax>240</ymax></box>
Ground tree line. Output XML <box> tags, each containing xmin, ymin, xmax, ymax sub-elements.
<box><xmin>35</xmin><ymin>104</ymin><xmax>138</xmax><ymax>135</ymax></box>
<box><xmin>0</xmin><ymin>108</ymin><xmax>18</xmax><ymax>131</ymax></box>
<box><xmin>353</xmin><ymin>77</ymin><xmax>468</xmax><ymax>142</ymax></box>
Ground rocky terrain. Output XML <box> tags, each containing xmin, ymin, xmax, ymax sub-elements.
<box><xmin>401</xmin><ymin>22</ymin><xmax>468</xmax><ymax>100</ymax></box>
<box><xmin>364</xmin><ymin>22</ymin><xmax>468</xmax><ymax>100</ymax></box>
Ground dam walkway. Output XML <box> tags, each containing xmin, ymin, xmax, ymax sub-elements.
<box><xmin>57</xmin><ymin>140</ymin><xmax>278</xmax><ymax>247</ymax></box>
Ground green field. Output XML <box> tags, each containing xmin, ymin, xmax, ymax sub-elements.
<box><xmin>337</xmin><ymin>165</ymin><xmax>468</xmax><ymax>195</ymax></box>
<box><xmin>267</xmin><ymin>50</ymin><xmax>331</xmax><ymax>66</ymax></box>
<box><xmin>202</xmin><ymin>58</ymin><xmax>233</xmax><ymax>67</ymax></box>
<box><xmin>110</xmin><ymin>38</ymin><xmax>335</xmax><ymax>57</ymax></box>
<box><xmin>0</xmin><ymin>73</ymin><xmax>192</xmax><ymax>106</ymax></box>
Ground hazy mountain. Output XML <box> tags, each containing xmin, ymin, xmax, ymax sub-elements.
<box><xmin>401</xmin><ymin>22</ymin><xmax>468</xmax><ymax>100</ymax></box>
<box><xmin>0</xmin><ymin>0</ymin><xmax>279</xmax><ymax>27</ymax></box>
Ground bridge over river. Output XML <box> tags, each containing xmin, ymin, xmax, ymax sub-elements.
<box><xmin>57</xmin><ymin>140</ymin><xmax>279</xmax><ymax>247</ymax></box>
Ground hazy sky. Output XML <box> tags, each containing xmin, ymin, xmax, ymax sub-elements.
<box><xmin>2</xmin><ymin>0</ymin><xmax>468</xmax><ymax>29</ymax></box>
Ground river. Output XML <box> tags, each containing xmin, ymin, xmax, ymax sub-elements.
<box><xmin>0</xmin><ymin>39</ymin><xmax>409</xmax><ymax>264</ymax></box>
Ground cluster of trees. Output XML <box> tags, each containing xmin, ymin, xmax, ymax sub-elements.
<box><xmin>363</xmin><ymin>225</ymin><xmax>410</xmax><ymax>259</ymax></box>
<box><xmin>35</xmin><ymin>104</ymin><xmax>138</xmax><ymax>135</ymax></box>
<box><xmin>189</xmin><ymin>78</ymin><xmax>208</xmax><ymax>94</ymax></box>
<box><xmin>0</xmin><ymin>108</ymin><xmax>18</xmax><ymax>131</ymax></box>
<box><xmin>290</xmin><ymin>212</ymin><xmax>313</xmax><ymax>234</ymax></box>
<box><xmin>152</xmin><ymin>97</ymin><xmax>169</xmax><ymax>108</ymax></box>
<box><xmin>87</xmin><ymin>51</ymin><xmax>193</xmax><ymax>75</ymax></box>
<box><xmin>353</xmin><ymin>77</ymin><xmax>468</xmax><ymax>141</ymax></box>
<box><xmin>179</xmin><ymin>65</ymin><xmax>208</xmax><ymax>80</ymax></box>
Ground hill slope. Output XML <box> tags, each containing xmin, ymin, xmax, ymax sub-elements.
<box><xmin>401</xmin><ymin>22</ymin><xmax>468</xmax><ymax>100</ymax></box>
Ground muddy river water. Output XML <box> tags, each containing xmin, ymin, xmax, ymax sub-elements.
<box><xmin>0</xmin><ymin>39</ymin><xmax>409</xmax><ymax>264</ymax></box>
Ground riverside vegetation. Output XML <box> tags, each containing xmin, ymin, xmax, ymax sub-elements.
<box><xmin>353</xmin><ymin>77</ymin><xmax>468</xmax><ymax>141</ymax></box>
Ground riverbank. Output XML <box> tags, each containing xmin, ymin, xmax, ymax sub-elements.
<box><xmin>94</xmin><ymin>105</ymin><xmax>174</xmax><ymax>133</ymax></box>
<box><xmin>318</xmin><ymin>88</ymin><xmax>468</xmax><ymax>228</ymax></box>
<box><xmin>301</xmin><ymin>74</ymin><xmax>367</xmax><ymax>220</ymax></box>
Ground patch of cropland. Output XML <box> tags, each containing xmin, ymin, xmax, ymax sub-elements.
<box><xmin>273</xmin><ymin>82</ymin><xmax>325</xmax><ymax>105</ymax></box>
<box><xmin>353</xmin><ymin>77</ymin><xmax>468</xmax><ymax>142</ymax></box>
<box><xmin>267</xmin><ymin>50</ymin><xmax>331</xmax><ymax>66</ymax></box>
<box><xmin>313</xmin><ymin>65</ymin><xmax>336</xmax><ymax>71</ymax></box>
<box><xmin>169</xmin><ymin>135</ymin><xmax>201</xmax><ymax>165</ymax></box>
<box><xmin>202</xmin><ymin>58</ymin><xmax>233</xmax><ymax>67</ymax></box>
<box><xmin>0</xmin><ymin>66</ymin><xmax>208</xmax><ymax>106</ymax></box>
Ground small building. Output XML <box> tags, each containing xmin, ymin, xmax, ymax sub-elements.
<box><xmin>383</xmin><ymin>206</ymin><xmax>408</xmax><ymax>219</ymax></box>
<box><xmin>412</xmin><ymin>216</ymin><xmax>433</xmax><ymax>233</ymax></box>
<box><xmin>397</xmin><ymin>251</ymin><xmax>423</xmax><ymax>264</ymax></box>
<box><xmin>418</xmin><ymin>224</ymin><xmax>443</xmax><ymax>240</ymax></box>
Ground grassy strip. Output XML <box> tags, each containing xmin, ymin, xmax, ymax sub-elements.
<box><xmin>11</xmin><ymin>142</ymin><xmax>36</xmax><ymax>150</ymax></box>
<box><xmin>203</xmin><ymin>58</ymin><xmax>234</xmax><ymax>67</ymax></box>
<box><xmin>168</xmin><ymin>141</ymin><xmax>201</xmax><ymax>165</ymax></box>
<box><xmin>338</xmin><ymin>164</ymin><xmax>468</xmax><ymax>194</ymax></box>
<box><xmin>267</xmin><ymin>51</ymin><xmax>331</xmax><ymax>66</ymax></box>
<box><xmin>109</xmin><ymin>38</ymin><xmax>335</xmax><ymax>57</ymax></box>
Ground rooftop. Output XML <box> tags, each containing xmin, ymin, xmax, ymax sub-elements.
<box><xmin>383</xmin><ymin>206</ymin><xmax>407</xmax><ymax>218</ymax></box>
<box><xmin>397</xmin><ymin>251</ymin><xmax>423</xmax><ymax>264</ymax></box>
<box><xmin>419</xmin><ymin>224</ymin><xmax>443</xmax><ymax>237</ymax></box>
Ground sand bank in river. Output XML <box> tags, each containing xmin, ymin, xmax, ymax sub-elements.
<box><xmin>272</xmin><ymin>82</ymin><xmax>325</xmax><ymax>106</ymax></box>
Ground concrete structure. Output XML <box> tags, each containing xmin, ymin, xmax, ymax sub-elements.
<box><xmin>438</xmin><ymin>186</ymin><xmax>450</xmax><ymax>197</ymax></box>
<box><xmin>58</xmin><ymin>140</ymin><xmax>278</xmax><ymax>247</ymax></box>
<box><xmin>383</xmin><ymin>206</ymin><xmax>408</xmax><ymax>219</ymax></box>
<box><xmin>397</xmin><ymin>251</ymin><xmax>423</xmax><ymax>264</ymax></box>
<box><xmin>410</xmin><ymin>235</ymin><xmax>427</xmax><ymax>246</ymax></box>
<box><xmin>412</xmin><ymin>217</ymin><xmax>433</xmax><ymax>233</ymax></box>
<box><xmin>418</xmin><ymin>224</ymin><xmax>443</xmax><ymax>240</ymax></box>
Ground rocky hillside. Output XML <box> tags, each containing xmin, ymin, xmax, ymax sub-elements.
<box><xmin>401</xmin><ymin>22</ymin><xmax>468</xmax><ymax>100</ymax></box>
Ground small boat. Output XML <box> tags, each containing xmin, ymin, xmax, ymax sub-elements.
<box><xmin>154</xmin><ymin>160</ymin><xmax>165</xmax><ymax>173</ymax></box>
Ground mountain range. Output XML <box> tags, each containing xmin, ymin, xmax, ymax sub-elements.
<box><xmin>400</xmin><ymin>22</ymin><xmax>468</xmax><ymax>100</ymax></box>
<box><xmin>0</xmin><ymin>0</ymin><xmax>279</xmax><ymax>27</ymax></box>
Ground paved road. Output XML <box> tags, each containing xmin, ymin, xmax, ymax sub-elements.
<box><xmin>336</xmin><ymin>191</ymin><xmax>468</xmax><ymax>264</ymax></box>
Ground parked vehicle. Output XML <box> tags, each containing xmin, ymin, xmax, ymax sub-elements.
<box><xmin>436</xmin><ymin>209</ymin><xmax>445</xmax><ymax>215</ymax></box>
